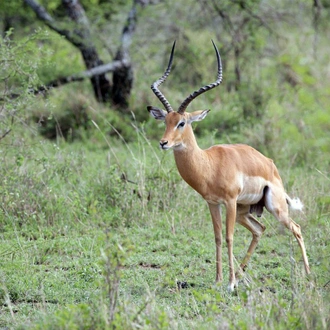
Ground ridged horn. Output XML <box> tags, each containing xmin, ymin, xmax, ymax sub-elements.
<box><xmin>177</xmin><ymin>40</ymin><xmax>223</xmax><ymax>114</ymax></box>
<box><xmin>150</xmin><ymin>41</ymin><xmax>176</xmax><ymax>113</ymax></box>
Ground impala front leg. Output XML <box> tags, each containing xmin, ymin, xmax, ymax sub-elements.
<box><xmin>226</xmin><ymin>200</ymin><xmax>237</xmax><ymax>292</ymax></box>
<box><xmin>208</xmin><ymin>203</ymin><xmax>223</xmax><ymax>283</ymax></box>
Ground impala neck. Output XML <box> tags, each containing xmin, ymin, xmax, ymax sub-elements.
<box><xmin>173</xmin><ymin>125</ymin><xmax>205</xmax><ymax>184</ymax></box>
<box><xmin>174</xmin><ymin>124</ymin><xmax>200</xmax><ymax>153</ymax></box>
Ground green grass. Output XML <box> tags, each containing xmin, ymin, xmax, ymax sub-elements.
<box><xmin>1</xmin><ymin>1</ymin><xmax>330</xmax><ymax>328</ymax></box>
<box><xmin>0</xmin><ymin>124</ymin><xmax>329</xmax><ymax>329</ymax></box>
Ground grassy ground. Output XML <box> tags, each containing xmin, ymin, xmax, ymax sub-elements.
<box><xmin>0</xmin><ymin>124</ymin><xmax>329</xmax><ymax>329</ymax></box>
<box><xmin>1</xmin><ymin>1</ymin><xmax>330</xmax><ymax>328</ymax></box>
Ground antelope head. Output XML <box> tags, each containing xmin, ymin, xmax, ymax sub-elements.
<box><xmin>148</xmin><ymin>40</ymin><xmax>223</xmax><ymax>150</ymax></box>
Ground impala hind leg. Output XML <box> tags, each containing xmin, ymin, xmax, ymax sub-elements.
<box><xmin>265</xmin><ymin>188</ymin><xmax>310</xmax><ymax>274</ymax></box>
<box><xmin>236</xmin><ymin>205</ymin><xmax>266</xmax><ymax>279</ymax></box>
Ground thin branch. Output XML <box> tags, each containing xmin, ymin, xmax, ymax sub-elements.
<box><xmin>0</xmin><ymin>115</ymin><xmax>14</xmax><ymax>141</ymax></box>
<box><xmin>24</xmin><ymin>0</ymin><xmax>55</xmax><ymax>24</ymax></box>
<box><xmin>210</xmin><ymin>0</ymin><xmax>234</xmax><ymax>31</ymax></box>
<box><xmin>234</xmin><ymin>0</ymin><xmax>274</xmax><ymax>32</ymax></box>
<box><xmin>0</xmin><ymin>60</ymin><xmax>129</xmax><ymax>100</ymax></box>
<box><xmin>24</xmin><ymin>0</ymin><xmax>78</xmax><ymax>46</ymax></box>
<box><xmin>0</xmin><ymin>129</ymin><xmax>12</xmax><ymax>141</ymax></box>
<box><xmin>44</xmin><ymin>59</ymin><xmax>129</xmax><ymax>88</ymax></box>
<box><xmin>24</xmin><ymin>0</ymin><xmax>94</xmax><ymax>49</ymax></box>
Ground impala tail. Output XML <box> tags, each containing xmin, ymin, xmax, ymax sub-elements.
<box><xmin>286</xmin><ymin>195</ymin><xmax>304</xmax><ymax>211</ymax></box>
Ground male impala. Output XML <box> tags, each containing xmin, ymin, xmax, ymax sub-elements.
<box><xmin>148</xmin><ymin>41</ymin><xmax>310</xmax><ymax>291</ymax></box>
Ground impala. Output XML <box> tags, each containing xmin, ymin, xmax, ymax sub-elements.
<box><xmin>147</xmin><ymin>41</ymin><xmax>310</xmax><ymax>291</ymax></box>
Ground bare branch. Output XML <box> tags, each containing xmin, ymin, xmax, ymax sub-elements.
<box><xmin>41</xmin><ymin>59</ymin><xmax>129</xmax><ymax>90</ymax></box>
<box><xmin>24</xmin><ymin>0</ymin><xmax>55</xmax><ymax>24</ymax></box>
<box><xmin>0</xmin><ymin>129</ymin><xmax>12</xmax><ymax>141</ymax></box>
<box><xmin>0</xmin><ymin>60</ymin><xmax>129</xmax><ymax>100</ymax></box>
<box><xmin>24</xmin><ymin>0</ymin><xmax>78</xmax><ymax>46</ymax></box>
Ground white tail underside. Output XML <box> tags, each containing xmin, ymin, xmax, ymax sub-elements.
<box><xmin>287</xmin><ymin>195</ymin><xmax>304</xmax><ymax>211</ymax></box>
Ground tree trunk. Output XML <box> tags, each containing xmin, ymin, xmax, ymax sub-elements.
<box><xmin>111</xmin><ymin>4</ymin><xmax>137</xmax><ymax>110</ymax></box>
<box><xmin>62</xmin><ymin>0</ymin><xmax>112</xmax><ymax>103</ymax></box>
<box><xmin>112</xmin><ymin>50</ymin><xmax>133</xmax><ymax>110</ymax></box>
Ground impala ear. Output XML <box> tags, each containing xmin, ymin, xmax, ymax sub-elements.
<box><xmin>147</xmin><ymin>106</ymin><xmax>167</xmax><ymax>121</ymax></box>
<box><xmin>188</xmin><ymin>109</ymin><xmax>210</xmax><ymax>123</ymax></box>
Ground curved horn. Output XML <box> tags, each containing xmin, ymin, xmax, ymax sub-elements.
<box><xmin>150</xmin><ymin>41</ymin><xmax>176</xmax><ymax>113</ymax></box>
<box><xmin>177</xmin><ymin>40</ymin><xmax>223</xmax><ymax>114</ymax></box>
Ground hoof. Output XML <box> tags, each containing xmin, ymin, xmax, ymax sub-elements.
<box><xmin>227</xmin><ymin>282</ymin><xmax>236</xmax><ymax>293</ymax></box>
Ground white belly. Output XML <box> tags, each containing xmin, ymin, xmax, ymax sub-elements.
<box><xmin>236</xmin><ymin>175</ymin><xmax>268</xmax><ymax>205</ymax></box>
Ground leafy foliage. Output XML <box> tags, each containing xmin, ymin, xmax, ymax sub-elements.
<box><xmin>0</xmin><ymin>29</ymin><xmax>52</xmax><ymax>143</ymax></box>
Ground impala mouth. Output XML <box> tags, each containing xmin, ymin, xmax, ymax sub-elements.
<box><xmin>160</xmin><ymin>143</ymin><xmax>183</xmax><ymax>150</ymax></box>
<box><xmin>160</xmin><ymin>144</ymin><xmax>171</xmax><ymax>150</ymax></box>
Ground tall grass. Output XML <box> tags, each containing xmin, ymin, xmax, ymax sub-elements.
<box><xmin>0</xmin><ymin>117</ymin><xmax>329</xmax><ymax>329</ymax></box>
<box><xmin>1</xmin><ymin>3</ymin><xmax>330</xmax><ymax>327</ymax></box>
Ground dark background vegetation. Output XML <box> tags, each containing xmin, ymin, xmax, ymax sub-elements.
<box><xmin>0</xmin><ymin>0</ymin><xmax>329</xmax><ymax>329</ymax></box>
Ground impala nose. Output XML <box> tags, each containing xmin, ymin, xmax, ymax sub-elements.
<box><xmin>160</xmin><ymin>140</ymin><xmax>168</xmax><ymax>149</ymax></box>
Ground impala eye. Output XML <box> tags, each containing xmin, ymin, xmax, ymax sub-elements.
<box><xmin>178</xmin><ymin>121</ymin><xmax>185</xmax><ymax>128</ymax></box>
